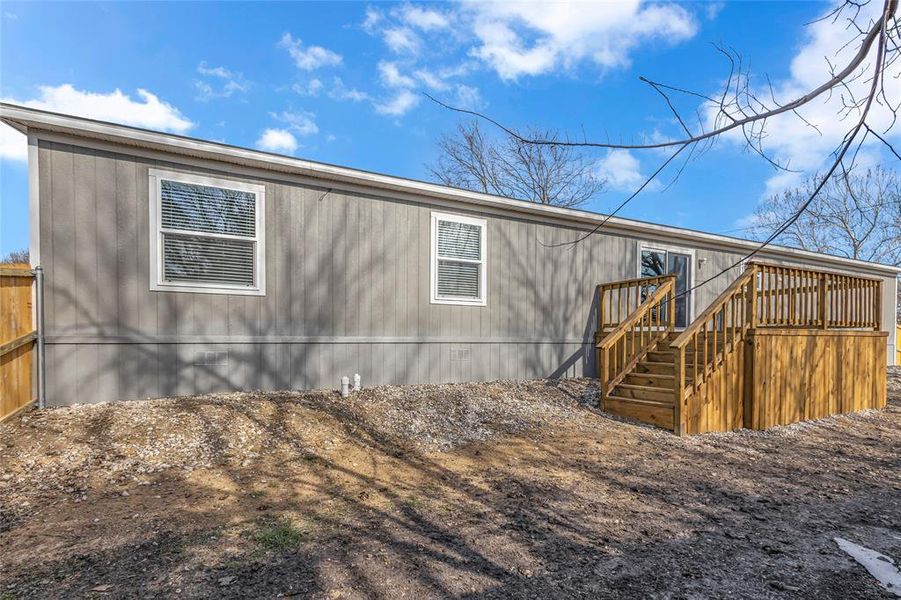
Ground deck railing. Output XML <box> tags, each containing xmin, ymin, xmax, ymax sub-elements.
<box><xmin>668</xmin><ymin>261</ymin><xmax>883</xmax><ymax>434</ymax></box>
<box><xmin>597</xmin><ymin>276</ymin><xmax>675</xmax><ymax>398</ymax></box>
<box><xmin>671</xmin><ymin>265</ymin><xmax>757</xmax><ymax>409</ymax></box>
<box><xmin>597</xmin><ymin>274</ymin><xmax>674</xmax><ymax>331</ymax></box>
<box><xmin>754</xmin><ymin>262</ymin><xmax>882</xmax><ymax>330</ymax></box>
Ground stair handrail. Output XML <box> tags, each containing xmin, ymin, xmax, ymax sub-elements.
<box><xmin>597</xmin><ymin>274</ymin><xmax>676</xmax><ymax>331</ymax></box>
<box><xmin>597</xmin><ymin>275</ymin><xmax>676</xmax><ymax>398</ymax></box>
<box><xmin>670</xmin><ymin>264</ymin><xmax>758</xmax><ymax>408</ymax></box>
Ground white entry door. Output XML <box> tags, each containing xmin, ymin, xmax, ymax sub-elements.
<box><xmin>639</xmin><ymin>246</ymin><xmax>693</xmax><ymax>328</ymax></box>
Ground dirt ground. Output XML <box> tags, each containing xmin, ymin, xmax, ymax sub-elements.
<box><xmin>1</xmin><ymin>373</ymin><xmax>900</xmax><ymax>599</ymax></box>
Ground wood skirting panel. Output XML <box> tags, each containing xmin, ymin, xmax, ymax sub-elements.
<box><xmin>682</xmin><ymin>341</ymin><xmax>745</xmax><ymax>435</ymax></box>
<box><xmin>745</xmin><ymin>329</ymin><xmax>887</xmax><ymax>430</ymax></box>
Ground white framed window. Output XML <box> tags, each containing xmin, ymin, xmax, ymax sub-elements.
<box><xmin>149</xmin><ymin>169</ymin><xmax>265</xmax><ymax>296</ymax></box>
<box><xmin>430</xmin><ymin>211</ymin><xmax>487</xmax><ymax>306</ymax></box>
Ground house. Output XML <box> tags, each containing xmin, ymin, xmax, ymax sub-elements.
<box><xmin>1</xmin><ymin>103</ymin><xmax>897</xmax><ymax>433</ymax></box>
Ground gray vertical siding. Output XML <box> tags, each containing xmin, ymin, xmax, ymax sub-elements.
<box><xmin>36</xmin><ymin>139</ymin><xmax>897</xmax><ymax>406</ymax></box>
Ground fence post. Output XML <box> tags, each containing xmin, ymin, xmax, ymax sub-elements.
<box><xmin>34</xmin><ymin>266</ymin><xmax>46</xmax><ymax>409</ymax></box>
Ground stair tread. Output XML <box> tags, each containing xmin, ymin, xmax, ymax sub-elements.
<box><xmin>616</xmin><ymin>383</ymin><xmax>673</xmax><ymax>393</ymax></box>
<box><xmin>605</xmin><ymin>395</ymin><xmax>673</xmax><ymax>408</ymax></box>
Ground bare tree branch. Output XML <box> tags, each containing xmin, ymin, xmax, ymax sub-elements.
<box><xmin>428</xmin><ymin>121</ymin><xmax>605</xmax><ymax>209</ymax></box>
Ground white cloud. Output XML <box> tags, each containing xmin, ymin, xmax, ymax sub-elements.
<box><xmin>0</xmin><ymin>126</ymin><xmax>26</xmax><ymax>161</ymax></box>
<box><xmin>711</xmin><ymin>1</ymin><xmax>901</xmax><ymax>194</ymax></box>
<box><xmin>280</xmin><ymin>33</ymin><xmax>343</xmax><ymax>70</ymax></box>
<box><xmin>454</xmin><ymin>84</ymin><xmax>484</xmax><ymax>110</ymax></box>
<box><xmin>329</xmin><ymin>77</ymin><xmax>369</xmax><ymax>102</ymax></box>
<box><xmin>256</xmin><ymin>128</ymin><xmax>298</xmax><ymax>153</ymax></box>
<box><xmin>384</xmin><ymin>27</ymin><xmax>421</xmax><ymax>54</ymax></box>
<box><xmin>273</xmin><ymin>110</ymin><xmax>319</xmax><ymax>136</ymax></box>
<box><xmin>375</xmin><ymin>89</ymin><xmax>420</xmax><ymax>116</ymax></box>
<box><xmin>378</xmin><ymin>61</ymin><xmax>416</xmax><ymax>88</ymax></box>
<box><xmin>400</xmin><ymin>5</ymin><xmax>450</xmax><ymax>31</ymax></box>
<box><xmin>465</xmin><ymin>1</ymin><xmax>697</xmax><ymax>80</ymax></box>
<box><xmin>362</xmin><ymin>6</ymin><xmax>382</xmax><ymax>33</ymax></box>
<box><xmin>597</xmin><ymin>150</ymin><xmax>646</xmax><ymax>191</ymax></box>
<box><xmin>293</xmin><ymin>78</ymin><xmax>324</xmax><ymax>97</ymax></box>
<box><xmin>194</xmin><ymin>62</ymin><xmax>249</xmax><ymax>101</ymax></box>
<box><xmin>414</xmin><ymin>68</ymin><xmax>450</xmax><ymax>91</ymax></box>
<box><xmin>1</xmin><ymin>84</ymin><xmax>193</xmax><ymax>160</ymax></box>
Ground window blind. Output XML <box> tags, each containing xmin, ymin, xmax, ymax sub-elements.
<box><xmin>163</xmin><ymin>234</ymin><xmax>255</xmax><ymax>287</ymax></box>
<box><xmin>161</xmin><ymin>179</ymin><xmax>256</xmax><ymax>237</ymax></box>
<box><xmin>434</xmin><ymin>216</ymin><xmax>484</xmax><ymax>302</ymax></box>
<box><xmin>157</xmin><ymin>176</ymin><xmax>261</xmax><ymax>291</ymax></box>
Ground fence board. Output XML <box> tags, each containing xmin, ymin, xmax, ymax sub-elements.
<box><xmin>1</xmin><ymin>266</ymin><xmax>35</xmax><ymax>421</ymax></box>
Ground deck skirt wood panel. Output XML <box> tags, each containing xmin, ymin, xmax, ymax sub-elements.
<box><xmin>746</xmin><ymin>330</ymin><xmax>887</xmax><ymax>430</ymax></box>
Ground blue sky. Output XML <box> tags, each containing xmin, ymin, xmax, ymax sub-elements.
<box><xmin>1</xmin><ymin>1</ymin><xmax>898</xmax><ymax>257</ymax></box>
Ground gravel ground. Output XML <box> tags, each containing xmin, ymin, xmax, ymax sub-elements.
<box><xmin>1</xmin><ymin>373</ymin><xmax>899</xmax><ymax>599</ymax></box>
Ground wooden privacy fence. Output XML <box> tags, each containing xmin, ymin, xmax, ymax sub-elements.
<box><xmin>1</xmin><ymin>265</ymin><xmax>37</xmax><ymax>422</ymax></box>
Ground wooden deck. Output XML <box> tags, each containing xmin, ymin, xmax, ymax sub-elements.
<box><xmin>595</xmin><ymin>262</ymin><xmax>887</xmax><ymax>435</ymax></box>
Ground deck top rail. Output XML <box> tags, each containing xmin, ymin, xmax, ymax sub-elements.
<box><xmin>597</xmin><ymin>274</ymin><xmax>674</xmax><ymax>331</ymax></box>
<box><xmin>751</xmin><ymin>262</ymin><xmax>882</xmax><ymax>330</ymax></box>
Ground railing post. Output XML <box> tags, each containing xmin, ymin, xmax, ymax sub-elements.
<box><xmin>673</xmin><ymin>346</ymin><xmax>685</xmax><ymax>436</ymax></box>
<box><xmin>874</xmin><ymin>278</ymin><xmax>883</xmax><ymax>331</ymax></box>
<box><xmin>598</xmin><ymin>348</ymin><xmax>608</xmax><ymax>408</ymax></box>
<box><xmin>818</xmin><ymin>272</ymin><xmax>828</xmax><ymax>329</ymax></box>
<box><xmin>667</xmin><ymin>277</ymin><xmax>676</xmax><ymax>332</ymax></box>
<box><xmin>596</xmin><ymin>284</ymin><xmax>605</xmax><ymax>332</ymax></box>
<box><xmin>746</xmin><ymin>265</ymin><xmax>758</xmax><ymax>329</ymax></box>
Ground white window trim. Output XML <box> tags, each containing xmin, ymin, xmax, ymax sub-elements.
<box><xmin>149</xmin><ymin>168</ymin><xmax>266</xmax><ymax>296</ymax></box>
<box><xmin>430</xmin><ymin>211</ymin><xmax>487</xmax><ymax>306</ymax></box>
<box><xmin>637</xmin><ymin>241</ymin><xmax>696</xmax><ymax>325</ymax></box>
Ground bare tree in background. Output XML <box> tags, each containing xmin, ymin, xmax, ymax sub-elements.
<box><xmin>428</xmin><ymin>0</ymin><xmax>900</xmax><ymax>295</ymax></box>
<box><xmin>751</xmin><ymin>166</ymin><xmax>901</xmax><ymax>322</ymax></box>
<box><xmin>1</xmin><ymin>249</ymin><xmax>28</xmax><ymax>264</ymax></box>
<box><xmin>749</xmin><ymin>166</ymin><xmax>901</xmax><ymax>264</ymax></box>
<box><xmin>429</xmin><ymin>120</ymin><xmax>605</xmax><ymax>209</ymax></box>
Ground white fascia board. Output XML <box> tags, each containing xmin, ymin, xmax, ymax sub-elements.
<box><xmin>3</xmin><ymin>102</ymin><xmax>899</xmax><ymax>278</ymax></box>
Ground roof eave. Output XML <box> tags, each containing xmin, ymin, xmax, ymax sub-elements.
<box><xmin>3</xmin><ymin>102</ymin><xmax>899</xmax><ymax>277</ymax></box>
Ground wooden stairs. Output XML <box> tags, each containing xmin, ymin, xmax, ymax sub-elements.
<box><xmin>603</xmin><ymin>331</ymin><xmax>680</xmax><ymax>430</ymax></box>
<box><xmin>594</xmin><ymin>262</ymin><xmax>885</xmax><ymax>435</ymax></box>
